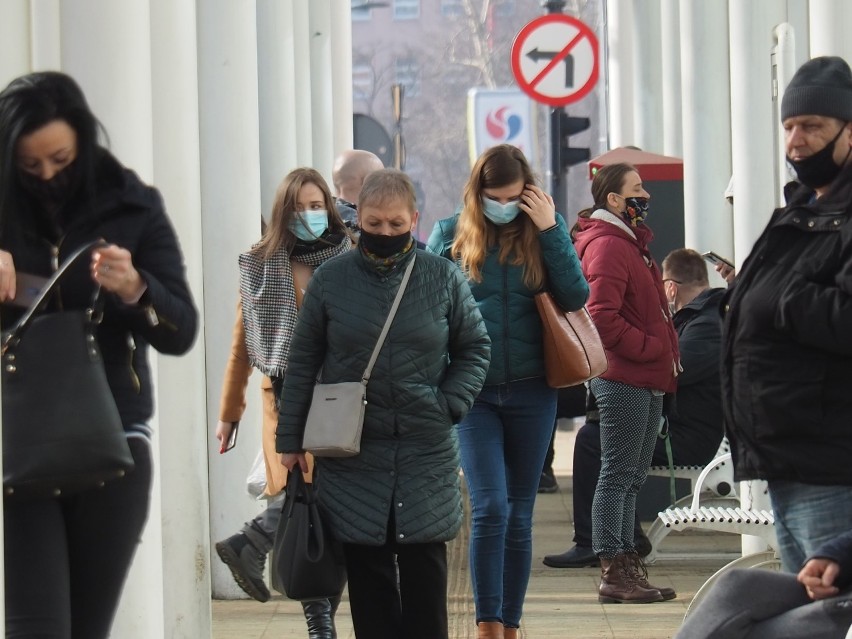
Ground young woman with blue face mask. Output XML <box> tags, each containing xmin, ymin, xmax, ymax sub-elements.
<box><xmin>214</xmin><ymin>167</ymin><xmax>351</xmax><ymax>637</ymax></box>
<box><xmin>427</xmin><ymin>144</ymin><xmax>589</xmax><ymax>639</ymax></box>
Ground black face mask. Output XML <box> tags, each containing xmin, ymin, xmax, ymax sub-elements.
<box><xmin>18</xmin><ymin>160</ymin><xmax>81</xmax><ymax>207</ymax></box>
<box><xmin>358</xmin><ymin>230</ymin><xmax>412</xmax><ymax>258</ymax></box>
<box><xmin>787</xmin><ymin>124</ymin><xmax>851</xmax><ymax>190</ymax></box>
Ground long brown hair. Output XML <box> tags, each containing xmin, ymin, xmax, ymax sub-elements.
<box><xmin>252</xmin><ymin>167</ymin><xmax>349</xmax><ymax>260</ymax></box>
<box><xmin>572</xmin><ymin>162</ymin><xmax>637</xmax><ymax>238</ymax></box>
<box><xmin>452</xmin><ymin>144</ymin><xmax>545</xmax><ymax>288</ymax></box>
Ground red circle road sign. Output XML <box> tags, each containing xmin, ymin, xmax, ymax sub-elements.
<box><xmin>511</xmin><ymin>14</ymin><xmax>599</xmax><ymax>107</ymax></box>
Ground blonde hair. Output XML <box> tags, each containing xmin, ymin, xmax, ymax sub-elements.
<box><xmin>252</xmin><ymin>167</ymin><xmax>348</xmax><ymax>260</ymax></box>
<box><xmin>452</xmin><ymin>144</ymin><xmax>545</xmax><ymax>288</ymax></box>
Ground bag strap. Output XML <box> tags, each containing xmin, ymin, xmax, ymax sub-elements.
<box><xmin>3</xmin><ymin>240</ymin><xmax>107</xmax><ymax>352</ymax></box>
<box><xmin>361</xmin><ymin>254</ymin><xmax>416</xmax><ymax>383</ymax></box>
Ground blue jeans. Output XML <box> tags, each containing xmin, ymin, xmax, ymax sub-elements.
<box><xmin>457</xmin><ymin>377</ymin><xmax>557</xmax><ymax>628</ymax></box>
<box><xmin>768</xmin><ymin>481</ymin><xmax>852</xmax><ymax>572</ymax></box>
<box><xmin>590</xmin><ymin>378</ymin><xmax>663</xmax><ymax>557</ymax></box>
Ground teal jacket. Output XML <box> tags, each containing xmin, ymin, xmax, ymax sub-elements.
<box><xmin>427</xmin><ymin>214</ymin><xmax>588</xmax><ymax>385</ymax></box>
<box><xmin>277</xmin><ymin>248</ymin><xmax>490</xmax><ymax>545</ymax></box>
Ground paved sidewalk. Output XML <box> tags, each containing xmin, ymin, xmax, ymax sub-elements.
<box><xmin>212</xmin><ymin>423</ymin><xmax>741</xmax><ymax>638</ymax></box>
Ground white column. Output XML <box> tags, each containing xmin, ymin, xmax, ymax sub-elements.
<box><xmin>605</xmin><ymin>0</ymin><xmax>634</xmax><ymax>148</ymax></box>
<box><xmin>293</xmin><ymin>2</ymin><xmax>315</xmax><ymax>166</ymax></box>
<box><xmin>631</xmin><ymin>0</ymin><xmax>664</xmax><ymax>152</ymax></box>
<box><xmin>29</xmin><ymin>0</ymin><xmax>61</xmax><ymax>71</ymax></box>
<box><xmin>0</xmin><ymin>1</ymin><xmax>30</xmax><ymax>87</ymax></box>
<box><xmin>257</xmin><ymin>0</ymin><xmax>299</xmax><ymax>221</ymax></box>
<box><xmin>728</xmin><ymin>0</ymin><xmax>788</xmax><ymax>556</ymax></box>
<box><xmin>809</xmin><ymin>0</ymin><xmax>852</xmax><ymax>61</ymax></box>
<box><xmin>660</xmin><ymin>0</ymin><xmax>682</xmax><ymax>157</ymax></box>
<box><xmin>330</xmin><ymin>0</ymin><xmax>354</xmax><ymax>158</ymax></box>
<box><xmin>309</xmin><ymin>3</ymin><xmax>335</xmax><ymax>180</ymax></box>
<box><xmin>59</xmin><ymin>3</ymin><xmax>167</xmax><ymax>637</ymax></box>
<box><xmin>197</xmin><ymin>0</ymin><xmax>266</xmax><ymax>599</ymax></box>
<box><xmin>149</xmin><ymin>0</ymin><xmax>212</xmax><ymax>635</ymax></box>
<box><xmin>679</xmin><ymin>0</ymin><xmax>732</xmax><ymax>257</ymax></box>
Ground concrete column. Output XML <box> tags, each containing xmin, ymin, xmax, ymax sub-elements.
<box><xmin>197</xmin><ymin>0</ymin><xmax>266</xmax><ymax>599</ymax></box>
<box><xmin>660</xmin><ymin>0</ymin><xmax>682</xmax><ymax>157</ymax></box>
<box><xmin>605</xmin><ymin>0</ymin><xmax>634</xmax><ymax>147</ymax></box>
<box><xmin>309</xmin><ymin>3</ymin><xmax>335</xmax><ymax>180</ymax></box>
<box><xmin>0</xmin><ymin>1</ymin><xmax>30</xmax><ymax>87</ymax></box>
<box><xmin>631</xmin><ymin>0</ymin><xmax>664</xmax><ymax>152</ymax></box>
<box><xmin>809</xmin><ymin>0</ymin><xmax>852</xmax><ymax>61</ymax></box>
<box><xmin>293</xmin><ymin>2</ymin><xmax>315</xmax><ymax>166</ymax></box>
<box><xmin>728</xmin><ymin>0</ymin><xmax>789</xmax><ymax>556</ymax></box>
<box><xmin>330</xmin><ymin>0</ymin><xmax>354</xmax><ymax>159</ymax></box>
<box><xmin>29</xmin><ymin>0</ymin><xmax>61</xmax><ymax>72</ymax></box>
<box><xmin>59</xmin><ymin>3</ymin><xmax>168</xmax><ymax>636</ymax></box>
<box><xmin>679</xmin><ymin>0</ymin><xmax>732</xmax><ymax>257</ymax></box>
<box><xmin>149</xmin><ymin>0</ymin><xmax>211</xmax><ymax>635</ymax></box>
<box><xmin>257</xmin><ymin>0</ymin><xmax>299</xmax><ymax>221</ymax></box>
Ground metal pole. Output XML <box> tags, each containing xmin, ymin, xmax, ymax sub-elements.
<box><xmin>542</xmin><ymin>0</ymin><xmax>567</xmax><ymax>214</ymax></box>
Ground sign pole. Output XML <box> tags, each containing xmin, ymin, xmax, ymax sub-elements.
<box><xmin>543</xmin><ymin>0</ymin><xmax>567</xmax><ymax>216</ymax></box>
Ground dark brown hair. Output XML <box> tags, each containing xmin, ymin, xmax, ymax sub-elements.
<box><xmin>662</xmin><ymin>248</ymin><xmax>709</xmax><ymax>286</ymax></box>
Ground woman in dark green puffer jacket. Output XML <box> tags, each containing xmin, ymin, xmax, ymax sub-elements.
<box><xmin>278</xmin><ymin>169</ymin><xmax>491</xmax><ymax>639</ymax></box>
<box><xmin>427</xmin><ymin>144</ymin><xmax>588</xmax><ymax>638</ymax></box>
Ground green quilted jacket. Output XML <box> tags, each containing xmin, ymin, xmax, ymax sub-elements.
<box><xmin>276</xmin><ymin>247</ymin><xmax>491</xmax><ymax>545</ymax></box>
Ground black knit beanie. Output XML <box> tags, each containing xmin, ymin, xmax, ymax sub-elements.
<box><xmin>781</xmin><ymin>56</ymin><xmax>852</xmax><ymax>121</ymax></box>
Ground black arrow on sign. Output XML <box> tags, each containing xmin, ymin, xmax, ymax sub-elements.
<box><xmin>527</xmin><ymin>47</ymin><xmax>575</xmax><ymax>88</ymax></box>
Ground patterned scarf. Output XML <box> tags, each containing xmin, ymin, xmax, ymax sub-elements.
<box><xmin>359</xmin><ymin>239</ymin><xmax>415</xmax><ymax>275</ymax></box>
<box><xmin>239</xmin><ymin>235</ymin><xmax>351</xmax><ymax>377</ymax></box>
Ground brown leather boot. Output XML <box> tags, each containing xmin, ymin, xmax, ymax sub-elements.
<box><xmin>477</xmin><ymin>621</ymin><xmax>504</xmax><ymax>638</ymax></box>
<box><xmin>504</xmin><ymin>626</ymin><xmax>519</xmax><ymax>639</ymax></box>
<box><xmin>624</xmin><ymin>551</ymin><xmax>676</xmax><ymax>601</ymax></box>
<box><xmin>598</xmin><ymin>554</ymin><xmax>664</xmax><ymax>603</ymax></box>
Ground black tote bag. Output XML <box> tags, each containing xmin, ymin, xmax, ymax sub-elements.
<box><xmin>272</xmin><ymin>472</ymin><xmax>347</xmax><ymax>600</ymax></box>
<box><xmin>2</xmin><ymin>241</ymin><xmax>134</xmax><ymax>499</ymax></box>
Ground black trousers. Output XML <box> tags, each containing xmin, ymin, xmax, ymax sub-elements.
<box><xmin>342</xmin><ymin>536</ymin><xmax>449</xmax><ymax>639</ymax></box>
<box><xmin>5</xmin><ymin>436</ymin><xmax>153</xmax><ymax>639</ymax></box>
<box><xmin>572</xmin><ymin>420</ymin><xmax>719</xmax><ymax>547</ymax></box>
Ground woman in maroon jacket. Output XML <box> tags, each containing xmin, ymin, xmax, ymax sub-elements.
<box><xmin>572</xmin><ymin>162</ymin><xmax>679</xmax><ymax>604</ymax></box>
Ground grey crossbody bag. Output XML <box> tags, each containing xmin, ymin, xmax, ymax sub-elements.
<box><xmin>302</xmin><ymin>255</ymin><xmax>416</xmax><ymax>457</ymax></box>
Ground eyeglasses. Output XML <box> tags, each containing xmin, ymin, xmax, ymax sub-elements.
<box><xmin>662</xmin><ymin>278</ymin><xmax>681</xmax><ymax>285</ymax></box>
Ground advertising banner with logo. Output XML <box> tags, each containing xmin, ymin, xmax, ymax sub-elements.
<box><xmin>467</xmin><ymin>88</ymin><xmax>537</xmax><ymax>168</ymax></box>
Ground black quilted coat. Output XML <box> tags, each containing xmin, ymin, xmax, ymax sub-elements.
<box><xmin>277</xmin><ymin>247</ymin><xmax>491</xmax><ymax>545</ymax></box>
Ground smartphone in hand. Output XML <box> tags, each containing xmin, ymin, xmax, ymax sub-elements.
<box><xmin>219</xmin><ymin>422</ymin><xmax>239</xmax><ymax>454</ymax></box>
<box><xmin>702</xmin><ymin>251</ymin><xmax>734</xmax><ymax>270</ymax></box>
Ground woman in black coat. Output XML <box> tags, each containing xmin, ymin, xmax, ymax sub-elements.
<box><xmin>0</xmin><ymin>71</ymin><xmax>197</xmax><ymax>638</ymax></box>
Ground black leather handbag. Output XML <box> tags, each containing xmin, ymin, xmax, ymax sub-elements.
<box><xmin>272</xmin><ymin>472</ymin><xmax>347</xmax><ymax>600</ymax></box>
<box><xmin>2</xmin><ymin>241</ymin><xmax>134</xmax><ymax>499</ymax></box>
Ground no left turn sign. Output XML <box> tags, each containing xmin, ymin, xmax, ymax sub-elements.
<box><xmin>511</xmin><ymin>14</ymin><xmax>600</xmax><ymax>107</ymax></box>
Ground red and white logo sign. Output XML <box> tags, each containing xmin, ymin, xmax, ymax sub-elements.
<box><xmin>511</xmin><ymin>14</ymin><xmax>599</xmax><ymax>107</ymax></box>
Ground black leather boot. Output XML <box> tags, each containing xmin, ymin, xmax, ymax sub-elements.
<box><xmin>301</xmin><ymin>598</ymin><xmax>336</xmax><ymax>639</ymax></box>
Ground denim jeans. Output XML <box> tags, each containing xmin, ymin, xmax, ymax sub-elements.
<box><xmin>590</xmin><ymin>378</ymin><xmax>663</xmax><ymax>557</ymax></box>
<box><xmin>457</xmin><ymin>377</ymin><xmax>557</xmax><ymax>627</ymax></box>
<box><xmin>768</xmin><ymin>481</ymin><xmax>852</xmax><ymax>572</ymax></box>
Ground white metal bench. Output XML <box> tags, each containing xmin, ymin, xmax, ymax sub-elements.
<box><xmin>644</xmin><ymin>440</ymin><xmax>743</xmax><ymax>563</ymax></box>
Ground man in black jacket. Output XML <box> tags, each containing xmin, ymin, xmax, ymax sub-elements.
<box><xmin>721</xmin><ymin>56</ymin><xmax>852</xmax><ymax>573</ymax></box>
<box><xmin>544</xmin><ymin>249</ymin><xmax>725</xmax><ymax>568</ymax></box>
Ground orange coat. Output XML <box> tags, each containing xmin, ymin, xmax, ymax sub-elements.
<box><xmin>218</xmin><ymin>300</ymin><xmax>313</xmax><ymax>496</ymax></box>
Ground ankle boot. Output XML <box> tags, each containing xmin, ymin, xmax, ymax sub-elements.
<box><xmin>624</xmin><ymin>551</ymin><xmax>676</xmax><ymax>600</ymax></box>
<box><xmin>598</xmin><ymin>554</ymin><xmax>663</xmax><ymax>604</ymax></box>
<box><xmin>477</xmin><ymin>621</ymin><xmax>504</xmax><ymax>639</ymax></box>
<box><xmin>504</xmin><ymin>626</ymin><xmax>519</xmax><ymax>638</ymax></box>
<box><xmin>301</xmin><ymin>599</ymin><xmax>336</xmax><ymax>639</ymax></box>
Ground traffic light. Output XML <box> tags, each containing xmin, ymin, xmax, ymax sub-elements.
<box><xmin>551</xmin><ymin>109</ymin><xmax>591</xmax><ymax>174</ymax></box>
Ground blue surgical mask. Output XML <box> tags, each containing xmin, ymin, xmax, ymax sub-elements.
<box><xmin>481</xmin><ymin>198</ymin><xmax>521</xmax><ymax>225</ymax></box>
<box><xmin>290</xmin><ymin>210</ymin><xmax>329</xmax><ymax>241</ymax></box>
